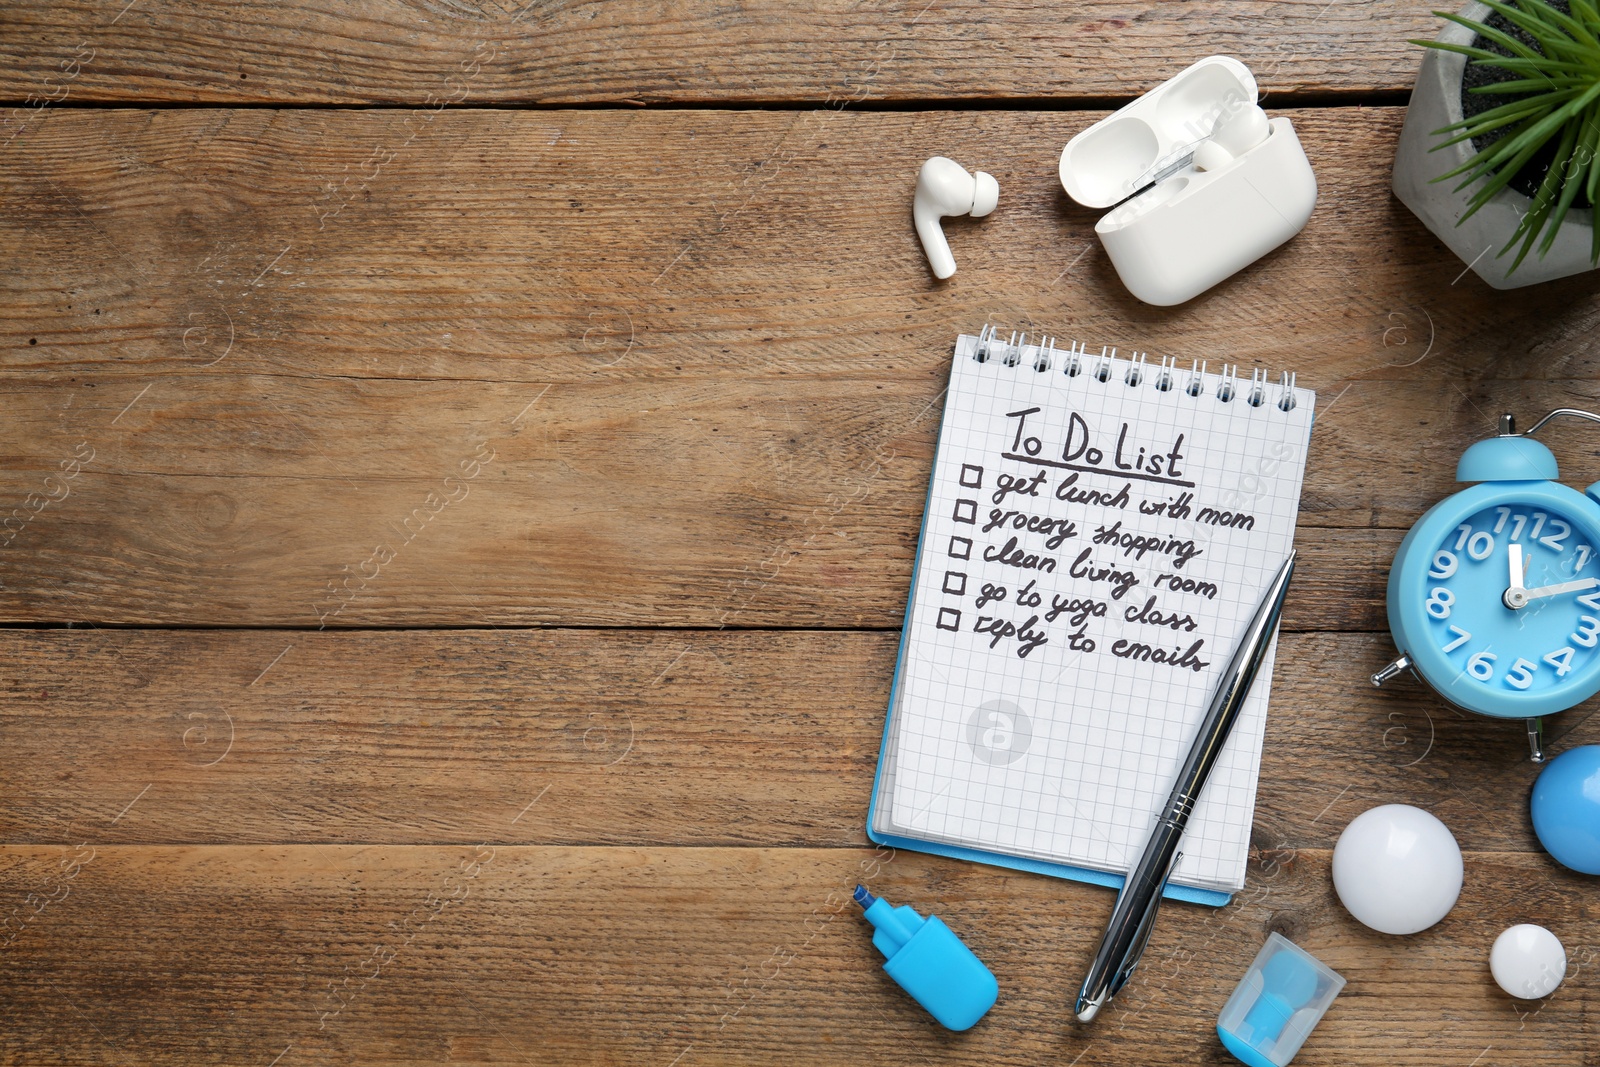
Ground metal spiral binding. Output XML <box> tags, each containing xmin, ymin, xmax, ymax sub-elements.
<box><xmin>1123</xmin><ymin>352</ymin><xmax>1148</xmax><ymax>387</ymax></box>
<box><xmin>974</xmin><ymin>323</ymin><xmax>998</xmax><ymax>362</ymax></box>
<box><xmin>1246</xmin><ymin>367</ymin><xmax>1268</xmax><ymax>407</ymax></box>
<box><xmin>1003</xmin><ymin>330</ymin><xmax>1025</xmax><ymax>367</ymax></box>
<box><xmin>1034</xmin><ymin>336</ymin><xmax>1057</xmax><ymax>373</ymax></box>
<box><xmin>1064</xmin><ymin>339</ymin><xmax>1085</xmax><ymax>376</ymax></box>
<box><xmin>1154</xmin><ymin>354</ymin><xmax>1177</xmax><ymax>393</ymax></box>
<box><xmin>969</xmin><ymin>325</ymin><xmax>1300</xmax><ymax>413</ymax></box>
<box><xmin>1216</xmin><ymin>364</ymin><xmax>1238</xmax><ymax>403</ymax></box>
<box><xmin>1090</xmin><ymin>346</ymin><xmax>1117</xmax><ymax>382</ymax></box>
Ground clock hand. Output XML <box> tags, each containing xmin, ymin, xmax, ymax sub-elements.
<box><xmin>1503</xmin><ymin>544</ymin><xmax>1531</xmax><ymax>609</ymax></box>
<box><xmin>1520</xmin><ymin>576</ymin><xmax>1600</xmax><ymax>602</ymax></box>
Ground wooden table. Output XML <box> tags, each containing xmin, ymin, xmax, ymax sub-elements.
<box><xmin>2</xmin><ymin>3</ymin><xmax>1597</xmax><ymax>1064</ymax></box>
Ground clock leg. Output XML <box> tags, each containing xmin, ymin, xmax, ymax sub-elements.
<box><xmin>1526</xmin><ymin>717</ymin><xmax>1545</xmax><ymax>764</ymax></box>
<box><xmin>1371</xmin><ymin>654</ymin><xmax>1413</xmax><ymax>687</ymax></box>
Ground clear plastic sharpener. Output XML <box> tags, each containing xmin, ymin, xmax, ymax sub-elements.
<box><xmin>1216</xmin><ymin>932</ymin><xmax>1345</xmax><ymax>1067</ymax></box>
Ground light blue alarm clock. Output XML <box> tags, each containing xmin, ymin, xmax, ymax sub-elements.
<box><xmin>1375</xmin><ymin>411</ymin><xmax>1600</xmax><ymax>761</ymax></box>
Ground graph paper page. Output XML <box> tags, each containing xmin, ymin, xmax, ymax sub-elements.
<box><xmin>878</xmin><ymin>333</ymin><xmax>1315</xmax><ymax>892</ymax></box>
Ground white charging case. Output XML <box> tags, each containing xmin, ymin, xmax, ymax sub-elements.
<box><xmin>1058</xmin><ymin>56</ymin><xmax>1318</xmax><ymax>306</ymax></box>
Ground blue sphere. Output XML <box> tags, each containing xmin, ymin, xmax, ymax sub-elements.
<box><xmin>1531</xmin><ymin>745</ymin><xmax>1600</xmax><ymax>875</ymax></box>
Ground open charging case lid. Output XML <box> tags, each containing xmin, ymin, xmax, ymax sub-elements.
<box><xmin>1059</xmin><ymin>56</ymin><xmax>1258</xmax><ymax>209</ymax></box>
<box><xmin>1055</xmin><ymin>55</ymin><xmax>1316</xmax><ymax>306</ymax></box>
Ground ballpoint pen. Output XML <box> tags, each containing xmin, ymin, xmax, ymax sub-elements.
<box><xmin>1074</xmin><ymin>550</ymin><xmax>1298</xmax><ymax>1024</ymax></box>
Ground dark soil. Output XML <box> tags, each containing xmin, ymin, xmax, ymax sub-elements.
<box><xmin>1459</xmin><ymin>0</ymin><xmax>1594</xmax><ymax>207</ymax></box>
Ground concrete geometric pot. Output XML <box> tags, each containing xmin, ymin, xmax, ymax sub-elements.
<box><xmin>1392</xmin><ymin>1</ymin><xmax>1599</xmax><ymax>289</ymax></box>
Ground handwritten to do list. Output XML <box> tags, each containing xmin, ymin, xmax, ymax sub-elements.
<box><xmin>872</xmin><ymin>331</ymin><xmax>1315</xmax><ymax>894</ymax></box>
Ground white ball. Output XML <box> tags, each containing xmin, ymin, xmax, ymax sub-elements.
<box><xmin>1490</xmin><ymin>924</ymin><xmax>1566</xmax><ymax>999</ymax></box>
<box><xmin>1331</xmin><ymin>804</ymin><xmax>1463</xmax><ymax>935</ymax></box>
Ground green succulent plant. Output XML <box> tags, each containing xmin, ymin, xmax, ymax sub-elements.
<box><xmin>1416</xmin><ymin>0</ymin><xmax>1600</xmax><ymax>271</ymax></box>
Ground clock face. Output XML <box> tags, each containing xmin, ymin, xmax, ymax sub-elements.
<box><xmin>1421</xmin><ymin>502</ymin><xmax>1600</xmax><ymax>700</ymax></box>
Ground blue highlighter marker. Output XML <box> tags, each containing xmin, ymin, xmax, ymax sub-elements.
<box><xmin>853</xmin><ymin>885</ymin><xmax>998</xmax><ymax>1031</ymax></box>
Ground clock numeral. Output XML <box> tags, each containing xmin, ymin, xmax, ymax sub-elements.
<box><xmin>1507</xmin><ymin>513</ymin><xmax>1528</xmax><ymax>541</ymax></box>
<box><xmin>1428</xmin><ymin>551</ymin><xmax>1458</xmax><ymax>580</ymax></box>
<box><xmin>1425</xmin><ymin>587</ymin><xmax>1455</xmax><ymax>619</ymax></box>
<box><xmin>1494</xmin><ymin>507</ymin><xmax>1511</xmax><ymax>534</ymax></box>
<box><xmin>1442</xmin><ymin>625</ymin><xmax>1472</xmax><ymax>653</ymax></box>
<box><xmin>1572</xmin><ymin>615</ymin><xmax>1600</xmax><ymax>649</ymax></box>
<box><xmin>1505</xmin><ymin>658</ymin><xmax>1538</xmax><ymax>690</ymax></box>
<box><xmin>1576</xmin><ymin>545</ymin><xmax>1593</xmax><ymax>571</ymax></box>
<box><xmin>1579</xmin><ymin>592</ymin><xmax>1600</xmax><ymax>613</ymax></box>
<box><xmin>1455</xmin><ymin>523</ymin><xmax>1473</xmax><ymax>550</ymax></box>
<box><xmin>1467</xmin><ymin>650</ymin><xmax>1498</xmax><ymax>681</ymax></box>
<box><xmin>1465</xmin><ymin>531</ymin><xmax>1495</xmax><ymax>561</ymax></box>
<box><xmin>1529</xmin><ymin>512</ymin><xmax>1548</xmax><ymax>542</ymax></box>
<box><xmin>1544</xmin><ymin>646</ymin><xmax>1576</xmax><ymax>678</ymax></box>
<box><xmin>1539</xmin><ymin>517</ymin><xmax>1569</xmax><ymax>551</ymax></box>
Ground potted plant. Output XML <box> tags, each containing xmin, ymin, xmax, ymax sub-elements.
<box><xmin>1393</xmin><ymin>0</ymin><xmax>1600</xmax><ymax>288</ymax></box>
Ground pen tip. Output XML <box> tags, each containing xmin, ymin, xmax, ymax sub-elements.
<box><xmin>1075</xmin><ymin>1000</ymin><xmax>1100</xmax><ymax>1024</ymax></box>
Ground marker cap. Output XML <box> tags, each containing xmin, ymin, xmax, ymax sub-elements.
<box><xmin>856</xmin><ymin>888</ymin><xmax>998</xmax><ymax>1031</ymax></box>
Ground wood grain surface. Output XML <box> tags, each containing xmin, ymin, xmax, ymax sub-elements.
<box><xmin>4</xmin><ymin>628</ymin><xmax>1596</xmax><ymax>852</ymax></box>
<box><xmin>5</xmin><ymin>107</ymin><xmax>1600</xmax><ymax>626</ymax></box>
<box><xmin>5</xmin><ymin>4</ymin><xmax>1600</xmax><ymax>1065</ymax></box>
<box><xmin>0</xmin><ymin>1</ymin><xmax>1437</xmax><ymax>108</ymax></box>
<box><xmin>0</xmin><ymin>845</ymin><xmax>1591</xmax><ymax>1065</ymax></box>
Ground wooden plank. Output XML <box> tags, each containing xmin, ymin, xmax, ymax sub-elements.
<box><xmin>0</xmin><ymin>2</ymin><xmax>1439</xmax><ymax>109</ymax></box>
<box><xmin>6</xmin><ymin>107</ymin><xmax>1600</xmax><ymax>626</ymax></box>
<box><xmin>0</xmin><ymin>399</ymin><xmax>1393</xmax><ymax>629</ymax></box>
<box><xmin>8</xmin><ymin>108</ymin><xmax>1600</xmax><ymax>391</ymax></box>
<box><xmin>5</xmin><ymin>629</ymin><xmax>1594</xmax><ymax>852</ymax></box>
<box><xmin>0</xmin><ymin>844</ymin><xmax>1590</xmax><ymax>1065</ymax></box>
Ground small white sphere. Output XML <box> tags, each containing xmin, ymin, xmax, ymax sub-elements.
<box><xmin>1331</xmin><ymin>804</ymin><xmax>1463</xmax><ymax>935</ymax></box>
<box><xmin>1490</xmin><ymin>925</ymin><xmax>1566</xmax><ymax>999</ymax></box>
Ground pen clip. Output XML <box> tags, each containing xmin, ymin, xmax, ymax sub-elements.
<box><xmin>1110</xmin><ymin>848</ymin><xmax>1184</xmax><ymax>994</ymax></box>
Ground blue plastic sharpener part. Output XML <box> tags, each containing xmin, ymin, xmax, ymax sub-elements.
<box><xmin>854</xmin><ymin>886</ymin><xmax>997</xmax><ymax>1031</ymax></box>
<box><xmin>1217</xmin><ymin>933</ymin><xmax>1345</xmax><ymax>1067</ymax></box>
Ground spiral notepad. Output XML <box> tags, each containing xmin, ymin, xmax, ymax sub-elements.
<box><xmin>868</xmin><ymin>327</ymin><xmax>1316</xmax><ymax>902</ymax></box>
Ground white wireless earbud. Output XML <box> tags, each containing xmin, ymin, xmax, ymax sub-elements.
<box><xmin>913</xmin><ymin>156</ymin><xmax>999</xmax><ymax>279</ymax></box>
<box><xmin>1193</xmin><ymin>104</ymin><xmax>1271</xmax><ymax>172</ymax></box>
